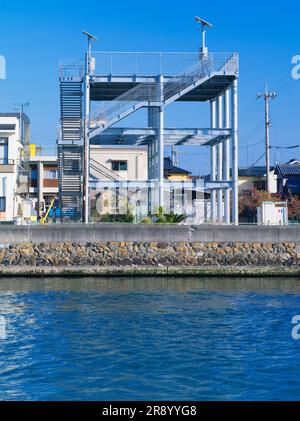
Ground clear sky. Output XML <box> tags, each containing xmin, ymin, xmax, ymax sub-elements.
<box><xmin>0</xmin><ymin>0</ymin><xmax>299</xmax><ymax>175</ymax></box>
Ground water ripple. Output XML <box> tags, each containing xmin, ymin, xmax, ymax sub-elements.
<box><xmin>1</xmin><ymin>277</ymin><xmax>300</xmax><ymax>400</ymax></box>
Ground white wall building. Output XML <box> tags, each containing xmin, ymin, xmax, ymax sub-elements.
<box><xmin>90</xmin><ymin>145</ymin><xmax>148</xmax><ymax>181</ymax></box>
<box><xmin>237</xmin><ymin>166</ymin><xmax>277</xmax><ymax>194</ymax></box>
<box><xmin>28</xmin><ymin>155</ymin><xmax>59</xmax><ymax>219</ymax></box>
<box><xmin>0</xmin><ymin>113</ymin><xmax>26</xmax><ymax>222</ymax></box>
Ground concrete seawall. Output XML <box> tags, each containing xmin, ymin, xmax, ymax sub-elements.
<box><xmin>1</xmin><ymin>224</ymin><xmax>300</xmax><ymax>244</ymax></box>
<box><xmin>1</xmin><ymin>224</ymin><xmax>300</xmax><ymax>277</ymax></box>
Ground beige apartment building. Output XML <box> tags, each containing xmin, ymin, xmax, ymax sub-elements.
<box><xmin>90</xmin><ymin>145</ymin><xmax>148</xmax><ymax>181</ymax></box>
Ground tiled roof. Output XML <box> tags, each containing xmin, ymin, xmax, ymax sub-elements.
<box><xmin>238</xmin><ymin>166</ymin><xmax>268</xmax><ymax>177</ymax></box>
<box><xmin>275</xmin><ymin>163</ymin><xmax>300</xmax><ymax>176</ymax></box>
<box><xmin>164</xmin><ymin>157</ymin><xmax>191</xmax><ymax>175</ymax></box>
<box><xmin>230</xmin><ymin>166</ymin><xmax>274</xmax><ymax>177</ymax></box>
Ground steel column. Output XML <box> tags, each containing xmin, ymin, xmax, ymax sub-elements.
<box><xmin>223</xmin><ymin>89</ymin><xmax>231</xmax><ymax>224</ymax></box>
<box><xmin>210</xmin><ymin>99</ymin><xmax>217</xmax><ymax>223</ymax></box>
<box><xmin>158</xmin><ymin>75</ymin><xmax>164</xmax><ymax>208</ymax></box>
<box><xmin>231</xmin><ymin>79</ymin><xmax>239</xmax><ymax>225</ymax></box>
<box><xmin>217</xmin><ymin>94</ymin><xmax>223</xmax><ymax>223</ymax></box>
<box><xmin>83</xmin><ymin>51</ymin><xmax>91</xmax><ymax>223</ymax></box>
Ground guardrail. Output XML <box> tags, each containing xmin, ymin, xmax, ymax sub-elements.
<box><xmin>59</xmin><ymin>52</ymin><xmax>239</xmax><ymax>79</ymax></box>
<box><xmin>59</xmin><ymin>59</ymin><xmax>84</xmax><ymax>79</ymax></box>
<box><xmin>90</xmin><ymin>51</ymin><xmax>239</xmax><ymax>76</ymax></box>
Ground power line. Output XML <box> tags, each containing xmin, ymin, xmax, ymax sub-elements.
<box><xmin>246</xmin><ymin>152</ymin><xmax>266</xmax><ymax>169</ymax></box>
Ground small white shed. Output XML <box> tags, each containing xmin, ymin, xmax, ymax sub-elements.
<box><xmin>257</xmin><ymin>201</ymin><xmax>288</xmax><ymax>225</ymax></box>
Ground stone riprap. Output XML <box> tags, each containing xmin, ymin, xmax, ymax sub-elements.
<box><xmin>0</xmin><ymin>241</ymin><xmax>300</xmax><ymax>268</ymax></box>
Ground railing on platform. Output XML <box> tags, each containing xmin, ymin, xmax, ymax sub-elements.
<box><xmin>90</xmin><ymin>51</ymin><xmax>239</xmax><ymax>76</ymax></box>
<box><xmin>89</xmin><ymin>82</ymin><xmax>161</xmax><ymax>129</ymax></box>
<box><xmin>88</xmin><ymin>52</ymin><xmax>238</xmax><ymax>131</ymax></box>
<box><xmin>59</xmin><ymin>59</ymin><xmax>84</xmax><ymax>80</ymax></box>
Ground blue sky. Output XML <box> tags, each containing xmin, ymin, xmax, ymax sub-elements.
<box><xmin>0</xmin><ymin>0</ymin><xmax>299</xmax><ymax>174</ymax></box>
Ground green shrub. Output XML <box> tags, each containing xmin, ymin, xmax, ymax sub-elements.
<box><xmin>98</xmin><ymin>213</ymin><xmax>134</xmax><ymax>223</ymax></box>
<box><xmin>154</xmin><ymin>206</ymin><xmax>186</xmax><ymax>224</ymax></box>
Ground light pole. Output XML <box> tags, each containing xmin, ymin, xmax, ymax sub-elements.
<box><xmin>195</xmin><ymin>16</ymin><xmax>213</xmax><ymax>58</ymax></box>
<box><xmin>82</xmin><ymin>30</ymin><xmax>97</xmax><ymax>224</ymax></box>
<box><xmin>257</xmin><ymin>84</ymin><xmax>277</xmax><ymax>194</ymax></box>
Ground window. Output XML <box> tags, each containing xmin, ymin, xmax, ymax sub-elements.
<box><xmin>0</xmin><ymin>197</ymin><xmax>6</xmax><ymax>212</ymax></box>
<box><xmin>111</xmin><ymin>161</ymin><xmax>128</xmax><ymax>171</ymax></box>
<box><xmin>0</xmin><ymin>138</ymin><xmax>8</xmax><ymax>165</ymax></box>
<box><xmin>30</xmin><ymin>167</ymin><xmax>37</xmax><ymax>180</ymax></box>
<box><xmin>44</xmin><ymin>169</ymin><xmax>58</xmax><ymax>179</ymax></box>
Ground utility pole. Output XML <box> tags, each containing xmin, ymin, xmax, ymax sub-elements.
<box><xmin>257</xmin><ymin>84</ymin><xmax>277</xmax><ymax>193</ymax></box>
<box><xmin>82</xmin><ymin>30</ymin><xmax>97</xmax><ymax>224</ymax></box>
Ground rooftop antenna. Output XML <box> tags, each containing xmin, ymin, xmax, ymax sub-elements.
<box><xmin>195</xmin><ymin>16</ymin><xmax>213</xmax><ymax>59</ymax></box>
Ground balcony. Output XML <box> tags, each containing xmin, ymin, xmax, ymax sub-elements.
<box><xmin>0</xmin><ymin>159</ymin><xmax>15</xmax><ymax>173</ymax></box>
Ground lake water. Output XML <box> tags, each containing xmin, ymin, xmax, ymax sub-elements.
<box><xmin>0</xmin><ymin>276</ymin><xmax>300</xmax><ymax>401</ymax></box>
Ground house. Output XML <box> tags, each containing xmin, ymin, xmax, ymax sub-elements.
<box><xmin>164</xmin><ymin>157</ymin><xmax>191</xmax><ymax>180</ymax></box>
<box><xmin>0</xmin><ymin>113</ymin><xmax>29</xmax><ymax>222</ymax></box>
<box><xmin>235</xmin><ymin>166</ymin><xmax>277</xmax><ymax>194</ymax></box>
<box><xmin>90</xmin><ymin>145</ymin><xmax>148</xmax><ymax>181</ymax></box>
<box><xmin>28</xmin><ymin>154</ymin><xmax>59</xmax><ymax>219</ymax></box>
<box><xmin>275</xmin><ymin>159</ymin><xmax>300</xmax><ymax>195</ymax></box>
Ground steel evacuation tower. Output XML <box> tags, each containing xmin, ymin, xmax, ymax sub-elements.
<box><xmin>58</xmin><ymin>29</ymin><xmax>239</xmax><ymax>224</ymax></box>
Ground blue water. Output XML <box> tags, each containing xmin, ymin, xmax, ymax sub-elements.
<box><xmin>0</xmin><ymin>277</ymin><xmax>300</xmax><ymax>401</ymax></box>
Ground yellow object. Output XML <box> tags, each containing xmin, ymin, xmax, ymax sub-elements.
<box><xmin>40</xmin><ymin>198</ymin><xmax>55</xmax><ymax>224</ymax></box>
<box><xmin>166</xmin><ymin>174</ymin><xmax>189</xmax><ymax>181</ymax></box>
<box><xmin>29</xmin><ymin>144</ymin><xmax>36</xmax><ymax>157</ymax></box>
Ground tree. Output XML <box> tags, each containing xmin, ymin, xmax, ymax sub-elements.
<box><xmin>239</xmin><ymin>189</ymin><xmax>280</xmax><ymax>221</ymax></box>
<box><xmin>287</xmin><ymin>196</ymin><xmax>300</xmax><ymax>221</ymax></box>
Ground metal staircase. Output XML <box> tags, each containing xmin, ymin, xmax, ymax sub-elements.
<box><xmin>88</xmin><ymin>53</ymin><xmax>237</xmax><ymax>139</ymax></box>
<box><xmin>58</xmin><ymin>78</ymin><xmax>84</xmax><ymax>221</ymax></box>
<box><xmin>90</xmin><ymin>158</ymin><xmax>125</xmax><ymax>181</ymax></box>
<box><xmin>89</xmin><ymin>82</ymin><xmax>160</xmax><ymax>134</ymax></box>
<box><xmin>58</xmin><ymin>52</ymin><xmax>238</xmax><ymax>220</ymax></box>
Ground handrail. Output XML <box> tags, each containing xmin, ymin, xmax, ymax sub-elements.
<box><xmin>90</xmin><ymin>158</ymin><xmax>125</xmax><ymax>181</ymax></box>
<box><xmin>87</xmin><ymin>52</ymin><xmax>238</xmax><ymax>135</ymax></box>
<box><xmin>89</xmin><ymin>82</ymin><xmax>160</xmax><ymax>130</ymax></box>
<box><xmin>90</xmin><ymin>51</ymin><xmax>238</xmax><ymax>76</ymax></box>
